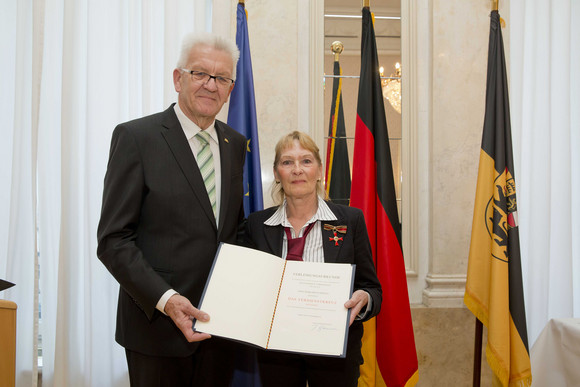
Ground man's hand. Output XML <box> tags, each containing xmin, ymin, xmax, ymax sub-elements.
<box><xmin>164</xmin><ymin>294</ymin><xmax>211</xmax><ymax>342</ymax></box>
<box><xmin>344</xmin><ymin>290</ymin><xmax>369</xmax><ymax>326</ymax></box>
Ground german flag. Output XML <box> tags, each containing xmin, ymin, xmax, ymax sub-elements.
<box><xmin>464</xmin><ymin>10</ymin><xmax>532</xmax><ymax>387</ymax></box>
<box><xmin>325</xmin><ymin>55</ymin><xmax>351</xmax><ymax>206</ymax></box>
<box><xmin>350</xmin><ymin>7</ymin><xmax>418</xmax><ymax>387</ymax></box>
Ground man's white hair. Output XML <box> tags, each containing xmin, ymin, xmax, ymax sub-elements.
<box><xmin>176</xmin><ymin>32</ymin><xmax>240</xmax><ymax>79</ymax></box>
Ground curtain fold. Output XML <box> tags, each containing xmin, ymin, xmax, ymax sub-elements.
<box><xmin>1</xmin><ymin>1</ymin><xmax>39</xmax><ymax>386</ymax></box>
<box><xmin>2</xmin><ymin>0</ymin><xmax>229</xmax><ymax>385</ymax></box>
<box><xmin>509</xmin><ymin>0</ymin><xmax>580</xmax><ymax>348</ymax></box>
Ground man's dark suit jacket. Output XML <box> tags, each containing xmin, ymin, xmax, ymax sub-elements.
<box><xmin>97</xmin><ymin>104</ymin><xmax>246</xmax><ymax>357</ymax></box>
<box><xmin>245</xmin><ymin>201</ymin><xmax>382</xmax><ymax>362</ymax></box>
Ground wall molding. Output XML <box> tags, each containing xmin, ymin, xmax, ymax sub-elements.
<box><xmin>308</xmin><ymin>0</ymin><xmax>325</xmax><ymax>151</ymax></box>
<box><xmin>422</xmin><ymin>273</ymin><xmax>467</xmax><ymax>307</ymax></box>
<box><xmin>401</xmin><ymin>0</ymin><xmax>419</xmax><ymax>278</ymax></box>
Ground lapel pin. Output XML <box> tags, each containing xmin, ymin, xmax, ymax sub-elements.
<box><xmin>224</xmin><ymin>138</ymin><xmax>229</xmax><ymax>143</ymax></box>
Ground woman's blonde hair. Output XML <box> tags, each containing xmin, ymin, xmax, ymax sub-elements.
<box><xmin>271</xmin><ymin>131</ymin><xmax>327</xmax><ymax>206</ymax></box>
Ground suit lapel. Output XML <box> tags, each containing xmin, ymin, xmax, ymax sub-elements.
<box><xmin>321</xmin><ymin>212</ymin><xmax>346</xmax><ymax>263</ymax></box>
<box><xmin>264</xmin><ymin>224</ymin><xmax>284</xmax><ymax>257</ymax></box>
<box><xmin>160</xmin><ymin>107</ymin><xmax>217</xmax><ymax>230</ymax></box>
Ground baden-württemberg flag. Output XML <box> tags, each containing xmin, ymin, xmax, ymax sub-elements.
<box><xmin>350</xmin><ymin>6</ymin><xmax>418</xmax><ymax>387</ymax></box>
<box><xmin>464</xmin><ymin>10</ymin><xmax>532</xmax><ymax>387</ymax></box>
<box><xmin>227</xmin><ymin>1</ymin><xmax>263</xmax><ymax>216</ymax></box>
<box><xmin>325</xmin><ymin>56</ymin><xmax>351</xmax><ymax>206</ymax></box>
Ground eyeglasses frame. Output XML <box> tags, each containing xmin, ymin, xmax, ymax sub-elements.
<box><xmin>180</xmin><ymin>68</ymin><xmax>235</xmax><ymax>88</ymax></box>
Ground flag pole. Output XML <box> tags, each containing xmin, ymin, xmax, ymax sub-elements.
<box><xmin>473</xmin><ymin>5</ymin><xmax>498</xmax><ymax>385</ymax></box>
<box><xmin>473</xmin><ymin>6</ymin><xmax>497</xmax><ymax>385</ymax></box>
<box><xmin>363</xmin><ymin>0</ymin><xmax>369</xmax><ymax>8</ymax></box>
<box><xmin>238</xmin><ymin>0</ymin><xmax>244</xmax><ymax>4</ymax></box>
<box><xmin>472</xmin><ymin>4</ymin><xmax>497</xmax><ymax>385</ymax></box>
<box><xmin>473</xmin><ymin>318</ymin><xmax>483</xmax><ymax>387</ymax></box>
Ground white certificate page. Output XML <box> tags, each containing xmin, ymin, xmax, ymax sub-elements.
<box><xmin>194</xmin><ymin>244</ymin><xmax>284</xmax><ymax>348</ymax></box>
<box><xmin>267</xmin><ymin>260</ymin><xmax>355</xmax><ymax>356</ymax></box>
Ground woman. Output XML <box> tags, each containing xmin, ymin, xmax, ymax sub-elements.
<box><xmin>245</xmin><ymin>131</ymin><xmax>382</xmax><ymax>387</ymax></box>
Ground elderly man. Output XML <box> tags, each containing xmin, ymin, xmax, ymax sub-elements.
<box><xmin>97</xmin><ymin>32</ymin><xmax>246</xmax><ymax>386</ymax></box>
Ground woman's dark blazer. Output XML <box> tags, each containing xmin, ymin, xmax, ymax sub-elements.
<box><xmin>245</xmin><ymin>200</ymin><xmax>382</xmax><ymax>354</ymax></box>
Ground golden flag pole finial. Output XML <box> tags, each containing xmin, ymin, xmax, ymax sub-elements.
<box><xmin>492</xmin><ymin>0</ymin><xmax>506</xmax><ymax>27</ymax></box>
<box><xmin>331</xmin><ymin>41</ymin><xmax>344</xmax><ymax>62</ymax></box>
<box><xmin>239</xmin><ymin>0</ymin><xmax>244</xmax><ymax>5</ymax></box>
<box><xmin>363</xmin><ymin>0</ymin><xmax>370</xmax><ymax>9</ymax></box>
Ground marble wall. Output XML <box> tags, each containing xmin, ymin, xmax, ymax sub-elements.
<box><xmin>423</xmin><ymin>0</ymin><xmax>510</xmax><ymax>307</ymax></box>
<box><xmin>427</xmin><ymin>0</ymin><xmax>490</xmax><ymax>300</ymax></box>
<box><xmin>221</xmin><ymin>0</ymin><xmax>320</xmax><ymax>209</ymax></box>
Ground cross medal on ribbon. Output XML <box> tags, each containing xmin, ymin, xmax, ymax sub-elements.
<box><xmin>323</xmin><ymin>224</ymin><xmax>347</xmax><ymax>246</ymax></box>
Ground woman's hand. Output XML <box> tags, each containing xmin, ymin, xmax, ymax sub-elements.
<box><xmin>344</xmin><ymin>289</ymin><xmax>369</xmax><ymax>326</ymax></box>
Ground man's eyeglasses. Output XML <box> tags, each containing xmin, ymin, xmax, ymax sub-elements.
<box><xmin>180</xmin><ymin>69</ymin><xmax>234</xmax><ymax>88</ymax></box>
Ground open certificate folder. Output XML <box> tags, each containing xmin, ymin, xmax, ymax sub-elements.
<box><xmin>193</xmin><ymin>243</ymin><xmax>355</xmax><ymax>357</ymax></box>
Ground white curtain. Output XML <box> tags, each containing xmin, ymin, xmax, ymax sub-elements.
<box><xmin>1</xmin><ymin>1</ymin><xmax>39</xmax><ymax>386</ymax></box>
<box><xmin>0</xmin><ymin>0</ymin><xmax>231</xmax><ymax>386</ymax></box>
<box><xmin>509</xmin><ymin>0</ymin><xmax>580</xmax><ymax>348</ymax></box>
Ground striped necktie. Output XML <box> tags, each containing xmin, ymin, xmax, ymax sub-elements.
<box><xmin>196</xmin><ymin>131</ymin><xmax>216</xmax><ymax>218</ymax></box>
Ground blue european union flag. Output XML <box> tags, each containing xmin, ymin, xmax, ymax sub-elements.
<box><xmin>227</xmin><ymin>4</ymin><xmax>263</xmax><ymax>387</ymax></box>
<box><xmin>227</xmin><ymin>2</ymin><xmax>263</xmax><ymax>217</ymax></box>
